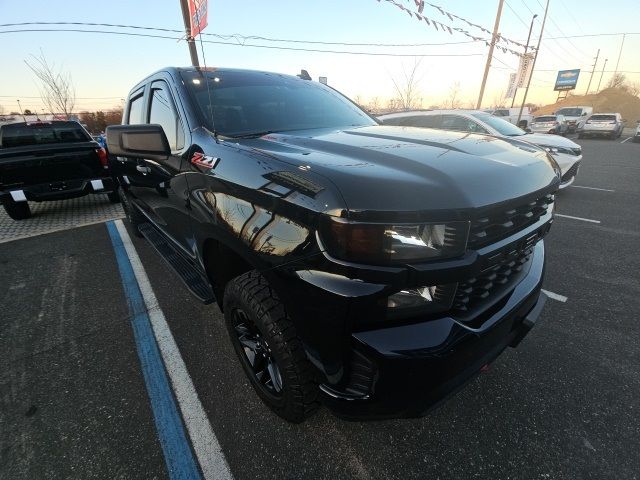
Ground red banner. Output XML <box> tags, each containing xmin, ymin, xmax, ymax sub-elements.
<box><xmin>188</xmin><ymin>0</ymin><xmax>208</xmax><ymax>37</ymax></box>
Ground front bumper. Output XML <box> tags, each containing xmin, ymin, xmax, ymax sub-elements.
<box><xmin>269</xmin><ymin>207</ymin><xmax>553</xmax><ymax>420</ymax></box>
<box><xmin>0</xmin><ymin>177</ymin><xmax>115</xmax><ymax>202</ymax></box>
<box><xmin>321</xmin><ymin>240</ymin><xmax>546</xmax><ymax>420</ymax></box>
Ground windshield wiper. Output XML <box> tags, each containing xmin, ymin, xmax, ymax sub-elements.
<box><xmin>225</xmin><ymin>130</ymin><xmax>277</xmax><ymax>139</ymax></box>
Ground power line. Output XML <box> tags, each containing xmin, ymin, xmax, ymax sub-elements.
<box><xmin>0</xmin><ymin>21</ymin><xmax>478</xmax><ymax>48</ymax></box>
<box><xmin>0</xmin><ymin>28</ymin><xmax>486</xmax><ymax>57</ymax></box>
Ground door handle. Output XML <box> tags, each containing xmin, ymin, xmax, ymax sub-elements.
<box><xmin>136</xmin><ymin>165</ymin><xmax>151</xmax><ymax>174</ymax></box>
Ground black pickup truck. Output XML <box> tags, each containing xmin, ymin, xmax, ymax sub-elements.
<box><xmin>0</xmin><ymin>120</ymin><xmax>119</xmax><ymax>220</ymax></box>
<box><xmin>107</xmin><ymin>67</ymin><xmax>560</xmax><ymax>422</ymax></box>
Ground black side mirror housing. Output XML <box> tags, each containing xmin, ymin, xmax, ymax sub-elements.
<box><xmin>106</xmin><ymin>124</ymin><xmax>170</xmax><ymax>161</ymax></box>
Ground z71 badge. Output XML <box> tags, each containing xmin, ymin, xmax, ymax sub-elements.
<box><xmin>191</xmin><ymin>152</ymin><xmax>220</xmax><ymax>169</ymax></box>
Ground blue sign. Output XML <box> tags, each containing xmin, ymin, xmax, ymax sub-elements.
<box><xmin>554</xmin><ymin>69</ymin><xmax>581</xmax><ymax>91</ymax></box>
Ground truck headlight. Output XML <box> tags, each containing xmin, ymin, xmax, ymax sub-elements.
<box><xmin>320</xmin><ymin>218</ymin><xmax>469</xmax><ymax>265</ymax></box>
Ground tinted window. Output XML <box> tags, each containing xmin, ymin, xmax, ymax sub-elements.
<box><xmin>494</xmin><ymin>109</ymin><xmax>510</xmax><ymax>116</ymax></box>
<box><xmin>589</xmin><ymin>114</ymin><xmax>616</xmax><ymax>121</ymax></box>
<box><xmin>534</xmin><ymin>116</ymin><xmax>556</xmax><ymax>122</ymax></box>
<box><xmin>149</xmin><ymin>85</ymin><xmax>183</xmax><ymax>150</ymax></box>
<box><xmin>127</xmin><ymin>95</ymin><xmax>144</xmax><ymax>124</ymax></box>
<box><xmin>181</xmin><ymin>70</ymin><xmax>375</xmax><ymax>136</ymax></box>
<box><xmin>0</xmin><ymin>122</ymin><xmax>90</xmax><ymax>148</ymax></box>
<box><xmin>441</xmin><ymin>115</ymin><xmax>487</xmax><ymax>133</ymax></box>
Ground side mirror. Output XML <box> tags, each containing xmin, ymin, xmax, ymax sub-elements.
<box><xmin>106</xmin><ymin>124</ymin><xmax>170</xmax><ymax>161</ymax></box>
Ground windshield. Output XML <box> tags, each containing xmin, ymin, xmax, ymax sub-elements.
<box><xmin>556</xmin><ymin>108</ymin><xmax>582</xmax><ymax>116</ymax></box>
<box><xmin>470</xmin><ymin>112</ymin><xmax>526</xmax><ymax>136</ymax></box>
<box><xmin>181</xmin><ymin>70</ymin><xmax>376</xmax><ymax>137</ymax></box>
<box><xmin>534</xmin><ymin>116</ymin><xmax>556</xmax><ymax>122</ymax></box>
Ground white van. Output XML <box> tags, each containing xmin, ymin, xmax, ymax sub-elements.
<box><xmin>554</xmin><ymin>106</ymin><xmax>593</xmax><ymax>133</ymax></box>
<box><xmin>487</xmin><ymin>107</ymin><xmax>534</xmax><ymax>128</ymax></box>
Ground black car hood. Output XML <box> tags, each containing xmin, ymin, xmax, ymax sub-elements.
<box><xmin>241</xmin><ymin>125</ymin><xmax>559</xmax><ymax>218</ymax></box>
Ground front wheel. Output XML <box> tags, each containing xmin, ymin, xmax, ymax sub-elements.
<box><xmin>2</xmin><ymin>198</ymin><xmax>31</xmax><ymax>220</ymax></box>
<box><xmin>223</xmin><ymin>270</ymin><xmax>319</xmax><ymax>423</ymax></box>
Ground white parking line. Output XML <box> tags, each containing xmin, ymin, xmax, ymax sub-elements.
<box><xmin>114</xmin><ymin>220</ymin><xmax>234</xmax><ymax>480</ymax></box>
<box><xmin>620</xmin><ymin>137</ymin><xmax>632</xmax><ymax>144</ymax></box>
<box><xmin>542</xmin><ymin>289</ymin><xmax>568</xmax><ymax>303</ymax></box>
<box><xmin>571</xmin><ymin>185</ymin><xmax>615</xmax><ymax>192</ymax></box>
<box><xmin>555</xmin><ymin>213</ymin><xmax>601</xmax><ymax>224</ymax></box>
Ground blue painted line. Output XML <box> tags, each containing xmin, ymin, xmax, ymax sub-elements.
<box><xmin>106</xmin><ymin>221</ymin><xmax>202</xmax><ymax>480</ymax></box>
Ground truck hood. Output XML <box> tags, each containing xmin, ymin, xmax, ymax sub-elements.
<box><xmin>241</xmin><ymin>126</ymin><xmax>559</xmax><ymax>217</ymax></box>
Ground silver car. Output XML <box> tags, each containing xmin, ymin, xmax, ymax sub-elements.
<box><xmin>378</xmin><ymin>109</ymin><xmax>582</xmax><ymax>188</ymax></box>
<box><xmin>529</xmin><ymin>115</ymin><xmax>569</xmax><ymax>135</ymax></box>
<box><xmin>578</xmin><ymin>113</ymin><xmax>624</xmax><ymax>139</ymax></box>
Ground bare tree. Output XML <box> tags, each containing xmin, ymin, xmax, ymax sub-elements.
<box><xmin>25</xmin><ymin>50</ymin><xmax>75</xmax><ymax>118</ymax></box>
<box><xmin>606</xmin><ymin>73</ymin><xmax>628</xmax><ymax>90</ymax></box>
<box><xmin>390</xmin><ymin>58</ymin><xmax>423</xmax><ymax>111</ymax></box>
<box><xmin>367</xmin><ymin>97</ymin><xmax>380</xmax><ymax>114</ymax></box>
<box><xmin>447</xmin><ymin>81</ymin><xmax>462</xmax><ymax>109</ymax></box>
<box><xmin>628</xmin><ymin>81</ymin><xmax>640</xmax><ymax>97</ymax></box>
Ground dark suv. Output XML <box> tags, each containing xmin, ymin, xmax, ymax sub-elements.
<box><xmin>107</xmin><ymin>67</ymin><xmax>560</xmax><ymax>422</ymax></box>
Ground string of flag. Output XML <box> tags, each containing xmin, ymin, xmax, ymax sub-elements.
<box><xmin>378</xmin><ymin>0</ymin><xmax>535</xmax><ymax>57</ymax></box>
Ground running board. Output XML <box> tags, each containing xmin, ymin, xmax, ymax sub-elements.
<box><xmin>138</xmin><ymin>222</ymin><xmax>215</xmax><ymax>304</ymax></box>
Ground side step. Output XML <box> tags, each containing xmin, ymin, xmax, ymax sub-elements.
<box><xmin>138</xmin><ymin>222</ymin><xmax>215</xmax><ymax>304</ymax></box>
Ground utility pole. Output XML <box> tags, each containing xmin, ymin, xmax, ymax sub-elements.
<box><xmin>511</xmin><ymin>13</ymin><xmax>538</xmax><ymax>108</ymax></box>
<box><xmin>517</xmin><ymin>0</ymin><xmax>550</xmax><ymax>125</ymax></box>
<box><xmin>585</xmin><ymin>49</ymin><xmax>600</xmax><ymax>95</ymax></box>
<box><xmin>476</xmin><ymin>0</ymin><xmax>505</xmax><ymax>109</ymax></box>
<box><xmin>596</xmin><ymin>58</ymin><xmax>608</xmax><ymax>93</ymax></box>
<box><xmin>179</xmin><ymin>0</ymin><xmax>200</xmax><ymax>67</ymax></box>
<box><xmin>614</xmin><ymin>33</ymin><xmax>626</xmax><ymax>74</ymax></box>
<box><xmin>16</xmin><ymin>99</ymin><xmax>26</xmax><ymax>121</ymax></box>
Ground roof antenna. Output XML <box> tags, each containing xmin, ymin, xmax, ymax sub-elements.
<box><xmin>298</xmin><ymin>69</ymin><xmax>312</xmax><ymax>81</ymax></box>
<box><xmin>194</xmin><ymin>9</ymin><xmax>218</xmax><ymax>141</ymax></box>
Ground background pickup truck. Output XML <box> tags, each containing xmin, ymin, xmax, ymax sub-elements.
<box><xmin>0</xmin><ymin>120</ymin><xmax>119</xmax><ymax>220</ymax></box>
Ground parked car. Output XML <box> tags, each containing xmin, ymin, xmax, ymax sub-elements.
<box><xmin>0</xmin><ymin>120</ymin><xmax>119</xmax><ymax>220</ymax></box>
<box><xmin>108</xmin><ymin>67</ymin><xmax>559</xmax><ymax>422</ymax></box>
<box><xmin>578</xmin><ymin>113</ymin><xmax>624</xmax><ymax>139</ymax></box>
<box><xmin>634</xmin><ymin>121</ymin><xmax>640</xmax><ymax>143</ymax></box>
<box><xmin>529</xmin><ymin>115</ymin><xmax>569</xmax><ymax>135</ymax></box>
<box><xmin>554</xmin><ymin>106</ymin><xmax>593</xmax><ymax>133</ymax></box>
<box><xmin>378</xmin><ymin>109</ymin><xmax>581</xmax><ymax>188</ymax></box>
<box><xmin>485</xmin><ymin>107</ymin><xmax>533</xmax><ymax>128</ymax></box>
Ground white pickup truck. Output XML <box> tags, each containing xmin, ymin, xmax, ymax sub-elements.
<box><xmin>486</xmin><ymin>107</ymin><xmax>534</xmax><ymax>129</ymax></box>
<box><xmin>554</xmin><ymin>106</ymin><xmax>593</xmax><ymax>133</ymax></box>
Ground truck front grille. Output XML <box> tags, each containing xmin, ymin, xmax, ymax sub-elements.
<box><xmin>452</xmin><ymin>246</ymin><xmax>534</xmax><ymax>314</ymax></box>
<box><xmin>467</xmin><ymin>194</ymin><xmax>554</xmax><ymax>249</ymax></box>
<box><xmin>561</xmin><ymin>161</ymin><xmax>580</xmax><ymax>183</ymax></box>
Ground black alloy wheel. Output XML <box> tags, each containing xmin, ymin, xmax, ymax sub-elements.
<box><xmin>231</xmin><ymin>308</ymin><xmax>284</xmax><ymax>396</ymax></box>
<box><xmin>223</xmin><ymin>270</ymin><xmax>319</xmax><ymax>422</ymax></box>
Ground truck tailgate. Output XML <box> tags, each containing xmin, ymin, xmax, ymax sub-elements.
<box><xmin>0</xmin><ymin>142</ymin><xmax>105</xmax><ymax>189</ymax></box>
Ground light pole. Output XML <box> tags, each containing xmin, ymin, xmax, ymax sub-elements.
<box><xmin>517</xmin><ymin>0</ymin><xmax>550</xmax><ymax>126</ymax></box>
<box><xmin>16</xmin><ymin>99</ymin><xmax>26</xmax><ymax>121</ymax></box>
<box><xmin>476</xmin><ymin>0</ymin><xmax>505</xmax><ymax>109</ymax></box>
<box><xmin>596</xmin><ymin>58</ymin><xmax>608</xmax><ymax>93</ymax></box>
<box><xmin>511</xmin><ymin>14</ymin><xmax>538</xmax><ymax>108</ymax></box>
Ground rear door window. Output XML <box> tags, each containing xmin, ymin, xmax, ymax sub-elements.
<box><xmin>127</xmin><ymin>94</ymin><xmax>144</xmax><ymax>125</ymax></box>
<box><xmin>441</xmin><ymin>115</ymin><xmax>487</xmax><ymax>133</ymax></box>
<box><xmin>385</xmin><ymin>115</ymin><xmax>442</xmax><ymax>128</ymax></box>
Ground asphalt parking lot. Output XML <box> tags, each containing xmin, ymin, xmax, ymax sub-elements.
<box><xmin>1</xmin><ymin>136</ymin><xmax>639</xmax><ymax>480</ymax></box>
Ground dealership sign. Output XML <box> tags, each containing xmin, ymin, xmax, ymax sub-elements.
<box><xmin>554</xmin><ymin>69</ymin><xmax>580</xmax><ymax>91</ymax></box>
<box><xmin>515</xmin><ymin>53</ymin><xmax>535</xmax><ymax>88</ymax></box>
<box><xmin>505</xmin><ymin>73</ymin><xmax>517</xmax><ymax>99</ymax></box>
<box><xmin>188</xmin><ymin>0</ymin><xmax>208</xmax><ymax>37</ymax></box>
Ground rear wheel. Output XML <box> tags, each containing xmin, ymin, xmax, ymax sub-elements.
<box><xmin>119</xmin><ymin>186</ymin><xmax>143</xmax><ymax>237</ymax></box>
<box><xmin>2</xmin><ymin>198</ymin><xmax>31</xmax><ymax>220</ymax></box>
<box><xmin>223</xmin><ymin>270</ymin><xmax>319</xmax><ymax>423</ymax></box>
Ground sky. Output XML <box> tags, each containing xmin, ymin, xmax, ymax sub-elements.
<box><xmin>0</xmin><ymin>0</ymin><xmax>638</xmax><ymax>114</ymax></box>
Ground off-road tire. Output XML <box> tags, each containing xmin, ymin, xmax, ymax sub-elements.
<box><xmin>223</xmin><ymin>270</ymin><xmax>319</xmax><ymax>423</ymax></box>
<box><xmin>119</xmin><ymin>186</ymin><xmax>143</xmax><ymax>237</ymax></box>
<box><xmin>2</xmin><ymin>198</ymin><xmax>31</xmax><ymax>220</ymax></box>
